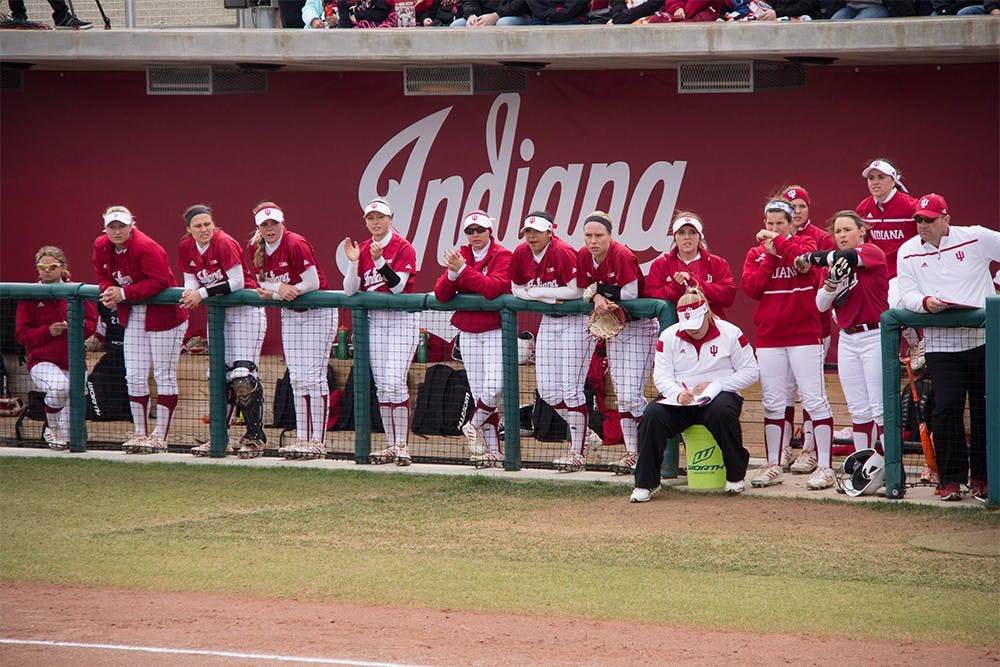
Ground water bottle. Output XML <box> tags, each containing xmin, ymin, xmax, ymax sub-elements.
<box><xmin>416</xmin><ymin>328</ymin><xmax>429</xmax><ymax>363</ymax></box>
<box><xmin>336</xmin><ymin>326</ymin><xmax>348</xmax><ymax>360</ymax></box>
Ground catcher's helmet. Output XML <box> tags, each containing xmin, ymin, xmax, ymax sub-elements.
<box><xmin>837</xmin><ymin>448</ymin><xmax>885</xmax><ymax>497</ymax></box>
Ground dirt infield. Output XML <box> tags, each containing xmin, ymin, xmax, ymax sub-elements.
<box><xmin>1</xmin><ymin>582</ymin><xmax>996</xmax><ymax>666</ymax></box>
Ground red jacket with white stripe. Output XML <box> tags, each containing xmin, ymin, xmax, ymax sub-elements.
<box><xmin>16</xmin><ymin>292</ymin><xmax>98</xmax><ymax>372</ymax></box>
<box><xmin>855</xmin><ymin>189</ymin><xmax>918</xmax><ymax>279</ymax></box>
<box><xmin>434</xmin><ymin>240</ymin><xmax>512</xmax><ymax>333</ymax></box>
<box><xmin>741</xmin><ymin>233</ymin><xmax>820</xmax><ymax>348</ymax></box>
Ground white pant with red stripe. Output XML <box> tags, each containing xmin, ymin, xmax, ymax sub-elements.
<box><xmin>123</xmin><ymin>306</ymin><xmax>185</xmax><ymax>396</ymax></box>
<box><xmin>29</xmin><ymin>362</ymin><xmax>72</xmax><ymax>434</ymax></box>
<box><xmin>282</xmin><ymin>307</ymin><xmax>336</xmax><ymax>442</ymax></box>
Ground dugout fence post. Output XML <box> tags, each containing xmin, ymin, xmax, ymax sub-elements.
<box><xmin>207</xmin><ymin>303</ymin><xmax>230</xmax><ymax>457</ymax></box>
<box><xmin>986</xmin><ymin>296</ymin><xmax>999</xmax><ymax>505</ymax></box>
<box><xmin>879</xmin><ymin>311</ymin><xmax>905</xmax><ymax>499</ymax></box>
<box><xmin>351</xmin><ymin>306</ymin><xmax>372</xmax><ymax>464</ymax></box>
<box><xmin>501</xmin><ymin>307</ymin><xmax>521</xmax><ymax>471</ymax></box>
<box><xmin>66</xmin><ymin>287</ymin><xmax>89</xmax><ymax>452</ymax></box>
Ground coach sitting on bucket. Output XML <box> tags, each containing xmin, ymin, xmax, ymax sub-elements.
<box><xmin>630</xmin><ymin>289</ymin><xmax>759</xmax><ymax>503</ymax></box>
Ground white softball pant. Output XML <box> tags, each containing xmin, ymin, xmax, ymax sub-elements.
<box><xmin>281</xmin><ymin>308</ymin><xmax>336</xmax><ymax>396</ymax></box>
<box><xmin>535</xmin><ymin>314</ymin><xmax>593</xmax><ymax>409</ymax></box>
<box><xmin>368</xmin><ymin>309</ymin><xmax>419</xmax><ymax>405</ymax></box>
<box><xmin>836</xmin><ymin>328</ymin><xmax>883</xmax><ymax>427</ymax></box>
<box><xmin>758</xmin><ymin>344</ymin><xmax>831</xmax><ymax>421</ymax></box>
<box><xmin>461</xmin><ymin>328</ymin><xmax>503</xmax><ymax>409</ymax></box>
<box><xmin>607</xmin><ymin>318</ymin><xmax>657</xmax><ymax>418</ymax></box>
<box><xmin>225</xmin><ymin>306</ymin><xmax>267</xmax><ymax>381</ymax></box>
<box><xmin>123</xmin><ymin>306</ymin><xmax>185</xmax><ymax>396</ymax></box>
<box><xmin>29</xmin><ymin>362</ymin><xmax>72</xmax><ymax>433</ymax></box>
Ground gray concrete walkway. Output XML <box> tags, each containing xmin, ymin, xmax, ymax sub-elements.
<box><xmin>0</xmin><ymin>444</ymin><xmax>987</xmax><ymax>509</ymax></box>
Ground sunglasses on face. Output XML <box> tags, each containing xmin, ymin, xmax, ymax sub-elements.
<box><xmin>464</xmin><ymin>226</ymin><xmax>488</xmax><ymax>235</ymax></box>
<box><xmin>37</xmin><ymin>263</ymin><xmax>63</xmax><ymax>271</ymax></box>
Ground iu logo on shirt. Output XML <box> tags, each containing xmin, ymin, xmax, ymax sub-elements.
<box><xmin>709</xmin><ymin>345</ymin><xmax>718</xmax><ymax>357</ymax></box>
<box><xmin>955</xmin><ymin>251</ymin><xmax>965</xmax><ymax>262</ymax></box>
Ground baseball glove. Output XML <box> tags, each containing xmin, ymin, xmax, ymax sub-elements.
<box><xmin>588</xmin><ymin>305</ymin><xmax>626</xmax><ymax>340</ymax></box>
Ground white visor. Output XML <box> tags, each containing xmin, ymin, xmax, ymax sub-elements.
<box><xmin>254</xmin><ymin>207</ymin><xmax>284</xmax><ymax>226</ymax></box>
<box><xmin>462</xmin><ymin>211</ymin><xmax>493</xmax><ymax>230</ymax></box>
<box><xmin>522</xmin><ymin>215</ymin><xmax>553</xmax><ymax>233</ymax></box>
<box><xmin>364</xmin><ymin>200</ymin><xmax>393</xmax><ymax>217</ymax></box>
<box><xmin>862</xmin><ymin>160</ymin><xmax>908</xmax><ymax>192</ymax></box>
<box><xmin>103</xmin><ymin>211</ymin><xmax>134</xmax><ymax>227</ymax></box>
<box><xmin>671</xmin><ymin>216</ymin><xmax>703</xmax><ymax>236</ymax></box>
<box><xmin>676</xmin><ymin>301</ymin><xmax>708</xmax><ymax>331</ymax></box>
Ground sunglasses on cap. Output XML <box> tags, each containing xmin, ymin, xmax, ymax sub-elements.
<box><xmin>464</xmin><ymin>226</ymin><xmax>489</xmax><ymax>235</ymax></box>
<box><xmin>37</xmin><ymin>263</ymin><xmax>63</xmax><ymax>272</ymax></box>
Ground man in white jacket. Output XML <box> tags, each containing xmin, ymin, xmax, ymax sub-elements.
<box><xmin>630</xmin><ymin>291</ymin><xmax>759</xmax><ymax>502</ymax></box>
<box><xmin>896</xmin><ymin>193</ymin><xmax>1000</xmax><ymax>502</ymax></box>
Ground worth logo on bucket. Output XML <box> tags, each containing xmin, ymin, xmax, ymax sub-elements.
<box><xmin>689</xmin><ymin>446</ymin><xmax>724</xmax><ymax>471</ymax></box>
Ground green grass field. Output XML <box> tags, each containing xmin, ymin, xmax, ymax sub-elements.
<box><xmin>2</xmin><ymin>457</ymin><xmax>998</xmax><ymax>647</ymax></box>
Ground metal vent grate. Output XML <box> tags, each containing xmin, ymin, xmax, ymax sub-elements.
<box><xmin>404</xmin><ymin>65</ymin><xmax>527</xmax><ymax>96</ymax></box>
<box><xmin>146</xmin><ymin>66</ymin><xmax>267</xmax><ymax>95</ymax></box>
<box><xmin>678</xmin><ymin>61</ymin><xmax>806</xmax><ymax>94</ymax></box>
<box><xmin>0</xmin><ymin>67</ymin><xmax>24</xmax><ymax>92</ymax></box>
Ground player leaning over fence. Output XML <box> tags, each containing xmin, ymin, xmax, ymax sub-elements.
<box><xmin>177</xmin><ymin>204</ymin><xmax>268</xmax><ymax>459</ymax></box>
<box><xmin>433</xmin><ymin>210</ymin><xmax>513</xmax><ymax>467</ymax></box>
<box><xmin>15</xmin><ymin>246</ymin><xmax>98</xmax><ymax>449</ymax></box>
<box><xmin>93</xmin><ymin>206</ymin><xmax>189</xmax><ymax>454</ymax></box>
<box><xmin>342</xmin><ymin>198</ymin><xmax>419</xmax><ymax>466</ymax></box>
<box><xmin>251</xmin><ymin>201</ymin><xmax>335</xmax><ymax>461</ymax></box>
<box><xmin>574</xmin><ymin>211</ymin><xmax>657</xmax><ymax>474</ymax></box>
<box><xmin>896</xmin><ymin>193</ymin><xmax>1000</xmax><ymax>503</ymax></box>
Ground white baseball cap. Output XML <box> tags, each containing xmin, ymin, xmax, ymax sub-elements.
<box><xmin>254</xmin><ymin>206</ymin><xmax>284</xmax><ymax>226</ymax></box>
<box><xmin>676</xmin><ymin>299</ymin><xmax>708</xmax><ymax>331</ymax></box>
<box><xmin>670</xmin><ymin>215</ymin><xmax>703</xmax><ymax>236</ymax></box>
<box><xmin>364</xmin><ymin>199</ymin><xmax>393</xmax><ymax>217</ymax></box>
<box><xmin>103</xmin><ymin>211</ymin><xmax>134</xmax><ymax>227</ymax></box>
<box><xmin>462</xmin><ymin>210</ymin><xmax>493</xmax><ymax>231</ymax></box>
<box><xmin>522</xmin><ymin>214</ymin><xmax>553</xmax><ymax>233</ymax></box>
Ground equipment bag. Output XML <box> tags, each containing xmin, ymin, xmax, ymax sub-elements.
<box><xmin>531</xmin><ymin>392</ymin><xmax>568</xmax><ymax>442</ymax></box>
<box><xmin>271</xmin><ymin>364</ymin><xmax>337</xmax><ymax>430</ymax></box>
<box><xmin>411</xmin><ymin>364</ymin><xmax>473</xmax><ymax>436</ymax></box>
<box><xmin>86</xmin><ymin>351</ymin><xmax>131</xmax><ymax>421</ymax></box>
<box><xmin>336</xmin><ymin>365</ymin><xmax>384</xmax><ymax>432</ymax></box>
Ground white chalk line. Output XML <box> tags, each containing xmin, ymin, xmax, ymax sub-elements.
<box><xmin>0</xmin><ymin>638</ymin><xmax>434</xmax><ymax>667</ymax></box>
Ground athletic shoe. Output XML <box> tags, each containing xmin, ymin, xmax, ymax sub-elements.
<box><xmin>463</xmin><ymin>421</ymin><xmax>486</xmax><ymax>456</ymax></box>
<box><xmin>919</xmin><ymin>465</ymin><xmax>940</xmax><ymax>485</ymax></box>
<box><xmin>369</xmin><ymin>445</ymin><xmax>398</xmax><ymax>464</ymax></box>
<box><xmin>750</xmin><ymin>464</ymin><xmax>783</xmax><ymax>488</ymax></box>
<box><xmin>54</xmin><ymin>14</ymin><xmax>92</xmax><ymax>29</ymax></box>
<box><xmin>553</xmin><ymin>450</ymin><xmax>586</xmax><ymax>472</ymax></box>
<box><xmin>280</xmin><ymin>439</ymin><xmax>310</xmax><ymax>460</ymax></box>
<box><xmin>724</xmin><ymin>480</ymin><xmax>745</xmax><ymax>495</ymax></box>
<box><xmin>190</xmin><ymin>442</ymin><xmax>212</xmax><ymax>457</ymax></box>
<box><xmin>585</xmin><ymin>429</ymin><xmax>603</xmax><ymax>449</ymax></box>
<box><xmin>969</xmin><ymin>479</ymin><xmax>988</xmax><ymax>502</ymax></box>
<box><xmin>1</xmin><ymin>16</ymin><xmax>45</xmax><ymax>28</ymax></box>
<box><xmin>122</xmin><ymin>433</ymin><xmax>149</xmax><ymax>454</ymax></box>
<box><xmin>470</xmin><ymin>449</ymin><xmax>503</xmax><ymax>468</ymax></box>
<box><xmin>806</xmin><ymin>466</ymin><xmax>835</xmax><ymax>490</ymax></box>
<box><xmin>395</xmin><ymin>446</ymin><xmax>412</xmax><ymax>466</ymax></box>
<box><xmin>789</xmin><ymin>448</ymin><xmax>818</xmax><ymax>474</ymax></box>
<box><xmin>629</xmin><ymin>485</ymin><xmax>661</xmax><ymax>503</ymax></box>
<box><xmin>939</xmin><ymin>483</ymin><xmax>962</xmax><ymax>502</ymax></box>
<box><xmin>136</xmin><ymin>436</ymin><xmax>167</xmax><ymax>454</ymax></box>
<box><xmin>610</xmin><ymin>453</ymin><xmax>637</xmax><ymax>475</ymax></box>
<box><xmin>237</xmin><ymin>439</ymin><xmax>264</xmax><ymax>459</ymax></box>
<box><xmin>780</xmin><ymin>444</ymin><xmax>794</xmax><ymax>471</ymax></box>
<box><xmin>43</xmin><ymin>427</ymin><xmax>68</xmax><ymax>451</ymax></box>
<box><xmin>299</xmin><ymin>441</ymin><xmax>326</xmax><ymax>460</ymax></box>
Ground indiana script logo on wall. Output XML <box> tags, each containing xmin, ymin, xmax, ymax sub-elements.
<box><xmin>336</xmin><ymin>93</ymin><xmax>687</xmax><ymax>279</ymax></box>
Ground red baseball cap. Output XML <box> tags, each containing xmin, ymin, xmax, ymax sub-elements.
<box><xmin>913</xmin><ymin>193</ymin><xmax>949</xmax><ymax>220</ymax></box>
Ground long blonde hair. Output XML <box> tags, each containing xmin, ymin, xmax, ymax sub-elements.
<box><xmin>250</xmin><ymin>200</ymin><xmax>281</xmax><ymax>281</ymax></box>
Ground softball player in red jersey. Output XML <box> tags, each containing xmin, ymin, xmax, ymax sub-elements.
<box><xmin>510</xmin><ymin>212</ymin><xmax>590</xmax><ymax>462</ymax></box>
<box><xmin>780</xmin><ymin>186</ymin><xmax>836</xmax><ymax>474</ymax></box>
<box><xmin>741</xmin><ymin>200</ymin><xmax>836</xmax><ymax>490</ymax></box>
<box><xmin>646</xmin><ymin>212</ymin><xmax>736</xmax><ymax>319</ymax></box>
<box><xmin>855</xmin><ymin>159</ymin><xmax>918</xmax><ymax>297</ymax></box>
<box><xmin>250</xmin><ymin>202</ymin><xmax>335</xmax><ymax>460</ymax></box>
<box><xmin>433</xmin><ymin>210</ymin><xmax>513</xmax><ymax>466</ymax></box>
<box><xmin>342</xmin><ymin>198</ymin><xmax>419</xmax><ymax>466</ymax></box>
<box><xmin>795</xmin><ymin>210</ymin><xmax>889</xmax><ymax>452</ymax></box>
<box><xmin>93</xmin><ymin>206</ymin><xmax>189</xmax><ymax>454</ymax></box>
<box><xmin>575</xmin><ymin>211</ymin><xmax>657</xmax><ymax>474</ymax></box>
<box><xmin>16</xmin><ymin>246</ymin><xmax>98</xmax><ymax>449</ymax></box>
<box><xmin>177</xmin><ymin>205</ymin><xmax>268</xmax><ymax>458</ymax></box>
